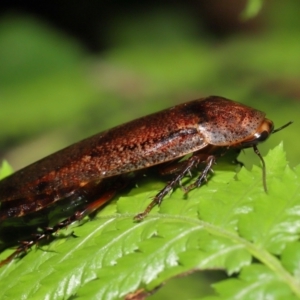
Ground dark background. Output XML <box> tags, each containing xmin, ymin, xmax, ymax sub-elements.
<box><xmin>0</xmin><ymin>0</ymin><xmax>299</xmax><ymax>298</ymax></box>
<box><xmin>0</xmin><ymin>0</ymin><xmax>262</xmax><ymax>52</ymax></box>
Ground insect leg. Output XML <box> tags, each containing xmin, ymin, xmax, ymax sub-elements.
<box><xmin>231</xmin><ymin>149</ymin><xmax>244</xmax><ymax>167</ymax></box>
<box><xmin>184</xmin><ymin>155</ymin><xmax>215</xmax><ymax>192</ymax></box>
<box><xmin>156</xmin><ymin>158</ymin><xmax>187</xmax><ymax>176</ymax></box>
<box><xmin>0</xmin><ymin>179</ymin><xmax>126</xmax><ymax>267</ymax></box>
<box><xmin>134</xmin><ymin>155</ymin><xmax>202</xmax><ymax>221</ymax></box>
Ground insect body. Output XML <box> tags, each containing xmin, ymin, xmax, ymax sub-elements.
<box><xmin>0</xmin><ymin>96</ymin><xmax>291</xmax><ymax>265</ymax></box>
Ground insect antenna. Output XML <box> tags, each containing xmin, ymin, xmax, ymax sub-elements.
<box><xmin>252</xmin><ymin>145</ymin><xmax>267</xmax><ymax>192</ymax></box>
<box><xmin>252</xmin><ymin>120</ymin><xmax>293</xmax><ymax>193</ymax></box>
<box><xmin>272</xmin><ymin>121</ymin><xmax>293</xmax><ymax>134</ymax></box>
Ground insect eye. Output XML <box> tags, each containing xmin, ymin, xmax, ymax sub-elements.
<box><xmin>240</xmin><ymin>130</ymin><xmax>270</xmax><ymax>148</ymax></box>
<box><xmin>254</xmin><ymin>130</ymin><xmax>269</xmax><ymax>142</ymax></box>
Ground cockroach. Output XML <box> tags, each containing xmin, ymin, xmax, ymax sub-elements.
<box><xmin>0</xmin><ymin>96</ymin><xmax>292</xmax><ymax>266</ymax></box>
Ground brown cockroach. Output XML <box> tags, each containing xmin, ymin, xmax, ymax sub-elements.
<box><xmin>0</xmin><ymin>96</ymin><xmax>292</xmax><ymax>265</ymax></box>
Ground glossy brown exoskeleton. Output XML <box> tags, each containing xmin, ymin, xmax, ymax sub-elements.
<box><xmin>0</xmin><ymin>96</ymin><xmax>292</xmax><ymax>266</ymax></box>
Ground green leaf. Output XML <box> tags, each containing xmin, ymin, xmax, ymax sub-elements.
<box><xmin>0</xmin><ymin>161</ymin><xmax>13</xmax><ymax>180</ymax></box>
<box><xmin>0</xmin><ymin>144</ymin><xmax>299</xmax><ymax>299</ymax></box>
<box><xmin>241</xmin><ymin>0</ymin><xmax>264</xmax><ymax>20</ymax></box>
<box><xmin>211</xmin><ymin>264</ymin><xmax>298</xmax><ymax>300</ymax></box>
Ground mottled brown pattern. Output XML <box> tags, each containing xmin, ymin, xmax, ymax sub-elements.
<box><xmin>183</xmin><ymin>97</ymin><xmax>267</xmax><ymax>145</ymax></box>
<box><xmin>0</xmin><ymin>96</ymin><xmax>272</xmax><ymax>219</ymax></box>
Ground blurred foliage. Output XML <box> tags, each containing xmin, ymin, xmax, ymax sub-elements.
<box><xmin>0</xmin><ymin>161</ymin><xmax>13</xmax><ymax>180</ymax></box>
<box><xmin>0</xmin><ymin>1</ymin><xmax>299</xmax><ymax>171</ymax></box>
<box><xmin>0</xmin><ymin>0</ymin><xmax>299</xmax><ymax>298</ymax></box>
<box><xmin>241</xmin><ymin>0</ymin><xmax>263</xmax><ymax>20</ymax></box>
